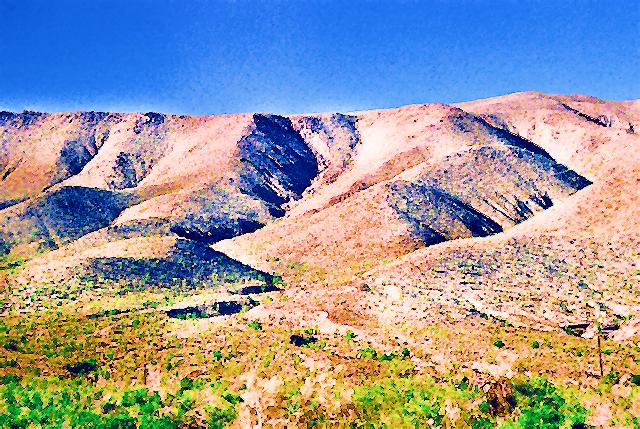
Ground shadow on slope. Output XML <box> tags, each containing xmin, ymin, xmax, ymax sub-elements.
<box><xmin>150</xmin><ymin>114</ymin><xmax>322</xmax><ymax>245</ymax></box>
<box><xmin>449</xmin><ymin>108</ymin><xmax>554</xmax><ymax>160</ymax></box>
<box><xmin>388</xmin><ymin>145</ymin><xmax>591</xmax><ymax>243</ymax></box>
<box><xmin>1</xmin><ymin>111</ymin><xmax>118</xmax><ymax>206</ymax></box>
<box><xmin>79</xmin><ymin>239</ymin><xmax>273</xmax><ymax>289</ymax></box>
<box><xmin>237</xmin><ymin>114</ymin><xmax>319</xmax><ymax>216</ymax></box>
<box><xmin>168</xmin><ymin>186</ymin><xmax>268</xmax><ymax>245</ymax></box>
<box><xmin>166</xmin><ymin>299</ymin><xmax>258</xmax><ymax>319</ymax></box>
<box><xmin>389</xmin><ymin>184</ymin><xmax>503</xmax><ymax>245</ymax></box>
<box><xmin>0</xmin><ymin>186</ymin><xmax>135</xmax><ymax>253</ymax></box>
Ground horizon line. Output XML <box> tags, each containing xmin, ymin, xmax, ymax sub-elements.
<box><xmin>1</xmin><ymin>91</ymin><xmax>637</xmax><ymax>118</ymax></box>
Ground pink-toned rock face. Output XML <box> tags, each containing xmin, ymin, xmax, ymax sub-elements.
<box><xmin>1</xmin><ymin>92</ymin><xmax>638</xmax><ymax>329</ymax></box>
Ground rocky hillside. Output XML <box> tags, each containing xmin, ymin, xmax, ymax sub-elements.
<box><xmin>1</xmin><ymin>93</ymin><xmax>636</xmax><ymax>315</ymax></box>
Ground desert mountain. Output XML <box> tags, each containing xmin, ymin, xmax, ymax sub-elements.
<box><xmin>1</xmin><ymin>92</ymin><xmax>638</xmax><ymax>329</ymax></box>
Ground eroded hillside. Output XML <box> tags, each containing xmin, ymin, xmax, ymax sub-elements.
<box><xmin>1</xmin><ymin>93</ymin><xmax>638</xmax><ymax>332</ymax></box>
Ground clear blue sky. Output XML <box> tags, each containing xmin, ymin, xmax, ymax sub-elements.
<box><xmin>0</xmin><ymin>0</ymin><xmax>638</xmax><ymax>115</ymax></box>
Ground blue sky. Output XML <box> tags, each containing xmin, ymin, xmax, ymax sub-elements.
<box><xmin>0</xmin><ymin>0</ymin><xmax>638</xmax><ymax>115</ymax></box>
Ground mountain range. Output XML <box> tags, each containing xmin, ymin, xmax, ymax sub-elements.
<box><xmin>1</xmin><ymin>91</ymin><xmax>638</xmax><ymax>333</ymax></box>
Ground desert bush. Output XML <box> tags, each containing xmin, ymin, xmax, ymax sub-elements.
<box><xmin>0</xmin><ymin>376</ymin><xmax>239</xmax><ymax>428</ymax></box>
<box><xmin>248</xmin><ymin>320</ymin><xmax>262</xmax><ymax>331</ymax></box>
<box><xmin>351</xmin><ymin>377</ymin><xmax>484</xmax><ymax>428</ymax></box>
<box><xmin>512</xmin><ymin>377</ymin><xmax>589</xmax><ymax>429</ymax></box>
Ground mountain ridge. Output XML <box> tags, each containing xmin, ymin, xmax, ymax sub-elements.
<box><xmin>1</xmin><ymin>92</ymin><xmax>638</xmax><ymax>329</ymax></box>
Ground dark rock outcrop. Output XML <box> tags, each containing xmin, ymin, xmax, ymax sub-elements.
<box><xmin>56</xmin><ymin>136</ymin><xmax>99</xmax><ymax>179</ymax></box>
<box><xmin>168</xmin><ymin>186</ymin><xmax>268</xmax><ymax>244</ymax></box>
<box><xmin>389</xmin><ymin>144</ymin><xmax>591</xmax><ymax>244</ymax></box>
<box><xmin>389</xmin><ymin>183</ymin><xmax>503</xmax><ymax>245</ymax></box>
<box><xmin>237</xmin><ymin>114</ymin><xmax>319</xmax><ymax>215</ymax></box>
<box><xmin>107</xmin><ymin>114</ymin><xmax>169</xmax><ymax>190</ymax></box>
<box><xmin>560</xmin><ymin>103</ymin><xmax>612</xmax><ymax>127</ymax></box>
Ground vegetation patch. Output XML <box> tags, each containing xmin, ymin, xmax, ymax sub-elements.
<box><xmin>0</xmin><ymin>376</ymin><xmax>237</xmax><ymax>428</ymax></box>
<box><xmin>512</xmin><ymin>377</ymin><xmax>590</xmax><ymax>428</ymax></box>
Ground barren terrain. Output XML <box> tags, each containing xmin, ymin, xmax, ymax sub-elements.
<box><xmin>0</xmin><ymin>92</ymin><xmax>639</xmax><ymax>428</ymax></box>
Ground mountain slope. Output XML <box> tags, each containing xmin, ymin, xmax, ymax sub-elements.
<box><xmin>2</xmin><ymin>93</ymin><xmax>636</xmax><ymax>325</ymax></box>
<box><xmin>217</xmin><ymin>100</ymin><xmax>596</xmax><ymax>274</ymax></box>
<box><xmin>350</xmin><ymin>93</ymin><xmax>640</xmax><ymax>329</ymax></box>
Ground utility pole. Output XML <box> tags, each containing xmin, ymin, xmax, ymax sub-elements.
<box><xmin>597</xmin><ymin>322</ymin><xmax>603</xmax><ymax>378</ymax></box>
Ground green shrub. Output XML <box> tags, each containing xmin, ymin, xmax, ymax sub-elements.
<box><xmin>0</xmin><ymin>374</ymin><xmax>21</xmax><ymax>385</ymax></box>
<box><xmin>0</xmin><ymin>360</ymin><xmax>17</xmax><ymax>368</ymax></box>
<box><xmin>207</xmin><ymin>405</ymin><xmax>237</xmax><ymax>429</ymax></box>
<box><xmin>2</xmin><ymin>339</ymin><xmax>19</xmax><ymax>352</ymax></box>
<box><xmin>248</xmin><ymin>320</ymin><xmax>262</xmax><ymax>331</ymax></box>
<box><xmin>378</xmin><ymin>352</ymin><xmax>398</xmax><ymax>361</ymax></box>
<box><xmin>179</xmin><ymin>377</ymin><xmax>195</xmax><ymax>392</ymax></box>
<box><xmin>358</xmin><ymin>347</ymin><xmax>377</xmax><ymax>359</ymax></box>
<box><xmin>0</xmin><ymin>377</ymin><xmax>218</xmax><ymax>428</ymax></box>
<box><xmin>513</xmin><ymin>378</ymin><xmax>589</xmax><ymax>429</ymax></box>
<box><xmin>602</xmin><ymin>371</ymin><xmax>620</xmax><ymax>386</ymax></box>
<box><xmin>353</xmin><ymin>380</ymin><xmax>446</xmax><ymax>427</ymax></box>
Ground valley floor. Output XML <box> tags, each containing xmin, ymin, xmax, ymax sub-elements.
<box><xmin>0</xmin><ymin>274</ymin><xmax>639</xmax><ymax>428</ymax></box>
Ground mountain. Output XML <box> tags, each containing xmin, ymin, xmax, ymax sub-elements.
<box><xmin>1</xmin><ymin>92</ymin><xmax>638</xmax><ymax>329</ymax></box>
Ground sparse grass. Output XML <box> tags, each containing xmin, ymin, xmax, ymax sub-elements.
<box><xmin>0</xmin><ymin>282</ymin><xmax>638</xmax><ymax>427</ymax></box>
<box><xmin>0</xmin><ymin>375</ymin><xmax>235</xmax><ymax>428</ymax></box>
